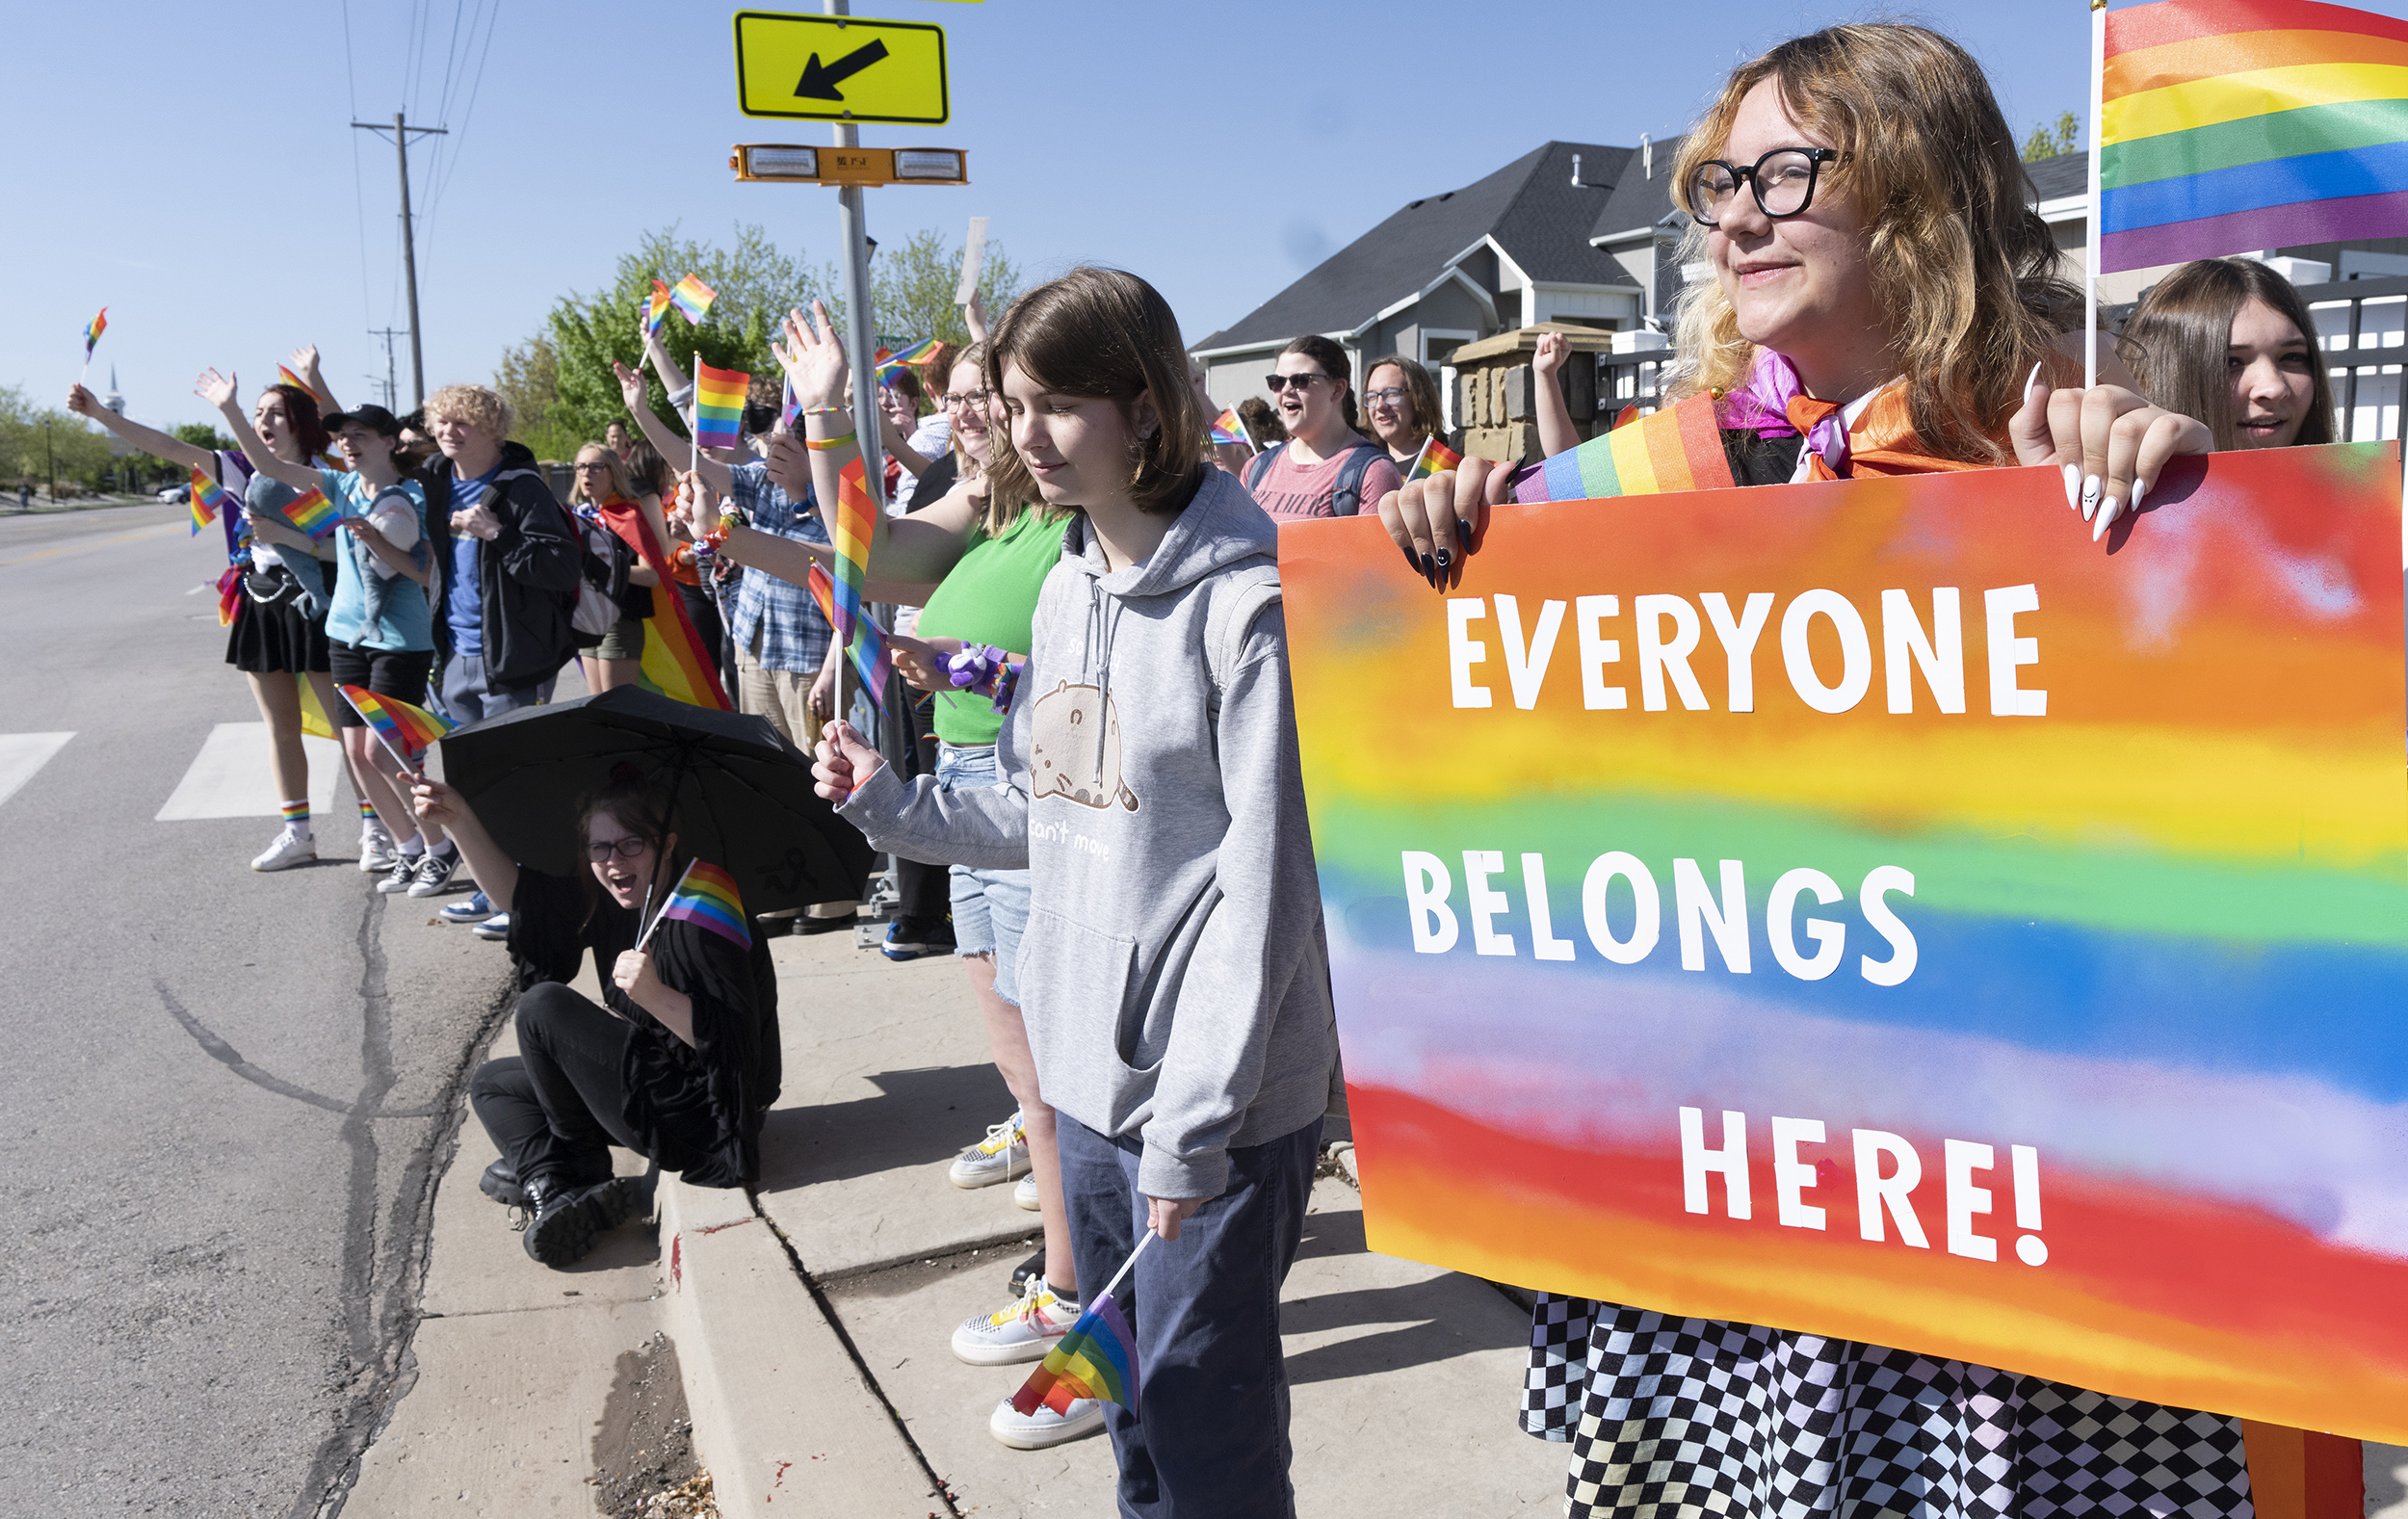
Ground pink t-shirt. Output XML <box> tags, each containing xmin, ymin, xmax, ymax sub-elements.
<box><xmin>1245</xmin><ymin>442</ymin><xmax>1402</xmax><ymax>521</ymax></box>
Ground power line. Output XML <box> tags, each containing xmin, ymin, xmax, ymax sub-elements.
<box><xmin>340</xmin><ymin>0</ymin><xmax>376</xmax><ymax>336</ymax></box>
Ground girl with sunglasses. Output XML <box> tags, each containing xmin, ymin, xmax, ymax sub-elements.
<box><xmin>409</xmin><ymin>764</ymin><xmax>779</xmax><ymax>1269</ymax></box>
<box><xmin>1241</xmin><ymin>334</ymin><xmax>1400</xmax><ymax>521</ymax></box>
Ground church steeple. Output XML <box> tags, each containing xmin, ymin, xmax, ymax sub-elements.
<box><xmin>104</xmin><ymin>365</ymin><xmax>123</xmax><ymax>414</ymax></box>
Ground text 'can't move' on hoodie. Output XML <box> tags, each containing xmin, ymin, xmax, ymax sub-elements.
<box><xmin>838</xmin><ymin>465</ymin><xmax>1336</xmax><ymax>1199</ymax></box>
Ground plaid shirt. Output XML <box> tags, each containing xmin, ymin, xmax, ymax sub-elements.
<box><xmin>724</xmin><ymin>460</ymin><xmax>833</xmax><ymax>675</ymax></box>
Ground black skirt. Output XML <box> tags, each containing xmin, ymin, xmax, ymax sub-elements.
<box><xmin>224</xmin><ymin>562</ymin><xmax>335</xmax><ymax>674</ymax></box>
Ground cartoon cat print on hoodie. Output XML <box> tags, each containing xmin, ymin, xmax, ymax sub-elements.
<box><xmin>1029</xmin><ymin>679</ymin><xmax>1139</xmax><ymax>812</ymax></box>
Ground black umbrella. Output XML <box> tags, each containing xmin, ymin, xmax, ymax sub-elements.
<box><xmin>434</xmin><ymin>685</ymin><xmax>874</xmax><ymax>914</ymax></box>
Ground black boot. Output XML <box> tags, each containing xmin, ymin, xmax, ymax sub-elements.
<box><xmin>479</xmin><ymin>1160</ymin><xmax>528</xmax><ymax>1208</ymax></box>
<box><xmin>522</xmin><ymin>1176</ymin><xmax>640</xmax><ymax>1268</ymax></box>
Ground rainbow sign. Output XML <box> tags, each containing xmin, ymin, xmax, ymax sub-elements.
<box><xmin>1277</xmin><ymin>443</ymin><xmax>2408</xmax><ymax>1438</ymax></box>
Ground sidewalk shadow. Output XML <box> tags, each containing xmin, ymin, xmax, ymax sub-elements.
<box><xmin>1280</xmin><ymin>1278</ymin><xmax>1520</xmax><ymax>1386</ymax></box>
<box><xmin>755</xmin><ymin>1062</ymin><xmax>1015</xmax><ymax>1192</ymax></box>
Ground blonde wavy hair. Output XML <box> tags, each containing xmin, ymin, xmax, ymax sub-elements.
<box><xmin>1666</xmin><ymin>24</ymin><xmax>2081</xmax><ymax>463</ymax></box>
<box><xmin>423</xmin><ymin>382</ymin><xmax>514</xmax><ymax>442</ymax></box>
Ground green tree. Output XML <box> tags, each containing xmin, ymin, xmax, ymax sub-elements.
<box><xmin>870</xmin><ymin>227</ymin><xmax>1023</xmax><ymax>349</ymax></box>
<box><xmin>174</xmin><ymin>422</ymin><xmax>234</xmax><ymax>452</ymax></box>
<box><xmin>542</xmin><ymin>223</ymin><xmax>835</xmax><ymax>450</ymax></box>
<box><xmin>0</xmin><ymin>385</ymin><xmax>116</xmax><ymax>496</ymax></box>
<box><xmin>2022</xmin><ymin>111</ymin><xmax>2082</xmax><ymax>162</ymax></box>
<box><xmin>495</xmin><ymin>333</ymin><xmax>576</xmax><ymax>461</ymax></box>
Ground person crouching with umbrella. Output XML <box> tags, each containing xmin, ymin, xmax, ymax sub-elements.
<box><xmin>404</xmin><ymin>762</ymin><xmax>780</xmax><ymax>1267</ymax></box>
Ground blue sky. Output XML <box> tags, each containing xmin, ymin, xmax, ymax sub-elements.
<box><xmin>10</xmin><ymin>0</ymin><xmax>2380</xmax><ymax>433</ymax></box>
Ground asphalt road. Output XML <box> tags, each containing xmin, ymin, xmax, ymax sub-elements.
<box><xmin>0</xmin><ymin>503</ymin><xmax>518</xmax><ymax>1516</ymax></box>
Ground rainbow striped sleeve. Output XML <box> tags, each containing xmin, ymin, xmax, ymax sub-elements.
<box><xmin>1510</xmin><ymin>393</ymin><xmax>1736</xmax><ymax>503</ymax></box>
<box><xmin>2101</xmin><ymin>0</ymin><xmax>2408</xmax><ymax>271</ymax></box>
<box><xmin>661</xmin><ymin>861</ymin><xmax>750</xmax><ymax>949</ymax></box>
<box><xmin>692</xmin><ymin>362</ymin><xmax>751</xmax><ymax>452</ymax></box>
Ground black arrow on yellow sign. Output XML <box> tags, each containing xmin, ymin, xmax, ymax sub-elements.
<box><xmin>794</xmin><ymin>38</ymin><xmax>890</xmax><ymax>100</ymax></box>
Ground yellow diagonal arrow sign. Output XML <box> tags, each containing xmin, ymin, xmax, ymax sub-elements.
<box><xmin>732</xmin><ymin>12</ymin><xmax>950</xmax><ymax>125</ymax></box>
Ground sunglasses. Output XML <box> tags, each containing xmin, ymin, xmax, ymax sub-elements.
<box><xmin>1264</xmin><ymin>372</ymin><xmax>1331</xmax><ymax>393</ymax></box>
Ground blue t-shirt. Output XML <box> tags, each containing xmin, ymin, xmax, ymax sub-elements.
<box><xmin>445</xmin><ymin>465</ymin><xmax>502</xmax><ymax>656</ymax></box>
<box><xmin>323</xmin><ymin>468</ymin><xmax>432</xmax><ymax>651</ymax></box>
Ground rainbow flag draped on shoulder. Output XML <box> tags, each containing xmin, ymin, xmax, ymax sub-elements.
<box><xmin>1509</xmin><ymin>392</ymin><xmax>1736</xmax><ymax>503</ymax></box>
<box><xmin>2100</xmin><ymin>0</ymin><xmax>2408</xmax><ymax>271</ymax></box>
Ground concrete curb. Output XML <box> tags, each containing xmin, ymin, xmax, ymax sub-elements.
<box><xmin>655</xmin><ymin>1173</ymin><xmax>945</xmax><ymax>1518</ymax></box>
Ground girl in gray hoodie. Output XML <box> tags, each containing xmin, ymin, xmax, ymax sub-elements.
<box><xmin>805</xmin><ymin>269</ymin><xmax>1336</xmax><ymax>1516</ymax></box>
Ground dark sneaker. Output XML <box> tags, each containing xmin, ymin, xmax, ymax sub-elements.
<box><xmin>880</xmin><ymin>915</ymin><xmax>955</xmax><ymax>961</ymax></box>
<box><xmin>437</xmin><ymin>891</ymin><xmax>495</xmax><ymax>925</ymax></box>
<box><xmin>1008</xmin><ymin>1244</ymin><xmax>1044</xmax><ymax>1295</ymax></box>
<box><xmin>522</xmin><ymin>1176</ymin><xmax>640</xmax><ymax>1268</ymax></box>
<box><xmin>375</xmin><ymin>856</ymin><xmax>419</xmax><ymax>896</ymax></box>
<box><xmin>479</xmin><ymin>1160</ymin><xmax>527</xmax><ymax>1209</ymax></box>
<box><xmin>406</xmin><ymin>849</ymin><xmax>462</xmax><ymax>898</ymax></box>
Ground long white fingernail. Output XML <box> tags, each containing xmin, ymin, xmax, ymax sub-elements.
<box><xmin>2025</xmin><ymin>360</ymin><xmax>2046</xmax><ymax>401</ymax></box>
<box><xmin>2081</xmin><ymin>474</ymin><xmax>2101</xmax><ymax>522</ymax></box>
<box><xmin>2130</xmin><ymin>477</ymin><xmax>2148</xmax><ymax>512</ymax></box>
<box><xmin>2092</xmin><ymin>497</ymin><xmax>2118</xmax><ymax>542</ymax></box>
<box><xmin>2062</xmin><ymin>464</ymin><xmax>2081</xmax><ymax>509</ymax></box>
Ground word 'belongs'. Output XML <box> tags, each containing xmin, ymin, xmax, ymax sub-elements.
<box><xmin>1446</xmin><ymin>587</ymin><xmax>2046</xmax><ymax>715</ymax></box>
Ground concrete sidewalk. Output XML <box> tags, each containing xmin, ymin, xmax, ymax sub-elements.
<box><xmin>661</xmin><ymin>930</ymin><xmax>1568</xmax><ymax>1517</ymax></box>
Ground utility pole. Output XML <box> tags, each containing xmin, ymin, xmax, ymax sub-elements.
<box><xmin>352</xmin><ymin>112</ymin><xmax>448</xmax><ymax>409</ymax></box>
<box><xmin>824</xmin><ymin>0</ymin><xmax>888</xmax><ymax>729</ymax></box>
<box><xmin>44</xmin><ymin>420</ymin><xmax>55</xmax><ymax>502</ymax></box>
<box><xmin>368</xmin><ymin>327</ymin><xmax>406</xmax><ymax>410</ymax></box>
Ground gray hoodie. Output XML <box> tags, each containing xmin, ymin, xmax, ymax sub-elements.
<box><xmin>839</xmin><ymin>467</ymin><xmax>1336</xmax><ymax>1198</ymax></box>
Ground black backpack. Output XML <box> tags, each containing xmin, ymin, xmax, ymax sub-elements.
<box><xmin>1242</xmin><ymin>437</ymin><xmax>1389</xmax><ymax>517</ymax></box>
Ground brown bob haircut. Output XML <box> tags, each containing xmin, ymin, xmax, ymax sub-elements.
<box><xmin>982</xmin><ymin>266</ymin><xmax>1208</xmax><ymax>516</ymax></box>
<box><xmin>262</xmin><ymin>383</ymin><xmax>332</xmax><ymax>459</ymax></box>
<box><xmin>1362</xmin><ymin>354</ymin><xmax>1447</xmax><ymax>449</ymax></box>
<box><xmin>2116</xmin><ymin>258</ymin><xmax>2335</xmax><ymax>450</ymax></box>
<box><xmin>1667</xmin><ymin>23</ymin><xmax>2081</xmax><ymax>464</ymax></box>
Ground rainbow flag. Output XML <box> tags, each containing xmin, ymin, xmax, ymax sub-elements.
<box><xmin>644</xmin><ymin>279</ymin><xmax>672</xmax><ymax>337</ymax></box>
<box><xmin>669</xmin><ymin>273</ymin><xmax>717</xmax><ymax>326</ymax></box>
<box><xmin>1410</xmin><ymin>436</ymin><xmax>1464</xmax><ymax>480</ymax></box>
<box><xmin>876</xmin><ymin>336</ymin><xmax>941</xmax><ymax>380</ymax></box>
<box><xmin>279</xmin><ymin>485</ymin><xmax>338</xmax><ymax>539</ymax></box>
<box><xmin>338</xmin><ymin>684</ymin><xmax>455</xmax><ymax>769</ymax></box>
<box><xmin>693</xmin><ymin>361</ymin><xmax>749</xmax><ymax>451</ymax></box>
<box><xmin>2100</xmin><ymin>0</ymin><xmax>2408</xmax><ymax>272</ymax></box>
<box><xmin>276</xmin><ymin>364</ymin><xmax>310</xmax><ymax>394</ymax></box>
<box><xmin>1208</xmin><ymin>406</ymin><xmax>1252</xmax><ymax>449</ymax></box>
<box><xmin>807</xmin><ymin>562</ymin><xmax>894</xmax><ymax>711</ymax></box>
<box><xmin>189</xmin><ymin>466</ymin><xmax>237</xmax><ymax>535</ymax></box>
<box><xmin>830</xmin><ymin>456</ymin><xmax>875</xmax><ymax>636</ymax></box>
<box><xmin>83</xmin><ymin>307</ymin><xmax>107</xmax><ymax>361</ymax></box>
<box><xmin>657</xmin><ymin>859</ymin><xmax>750</xmax><ymax>950</ymax></box>
<box><xmin>1510</xmin><ymin>393</ymin><xmax>1735</xmax><ymax>502</ymax></box>
<box><xmin>779</xmin><ymin>373</ymin><xmax>800</xmax><ymax>432</ymax></box>
<box><xmin>1009</xmin><ymin>1293</ymin><xmax>1140</xmax><ymax>1417</ymax></box>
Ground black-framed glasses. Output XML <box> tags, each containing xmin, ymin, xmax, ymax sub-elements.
<box><xmin>1264</xmin><ymin>372</ymin><xmax>1328</xmax><ymax>393</ymax></box>
<box><xmin>941</xmin><ymin>390</ymin><xmax>990</xmax><ymax>409</ymax></box>
<box><xmin>583</xmin><ymin>836</ymin><xmax>652</xmax><ymax>862</ymax></box>
<box><xmin>573</xmin><ymin>460</ymin><xmax>615</xmax><ymax>471</ymax></box>
<box><xmin>1686</xmin><ymin>147</ymin><xmax>1843</xmax><ymax>226</ymax></box>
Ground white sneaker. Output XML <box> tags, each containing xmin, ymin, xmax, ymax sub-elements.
<box><xmin>947</xmin><ymin>1111</ymin><xmax>1030</xmax><ymax>1189</ymax></box>
<box><xmin>1013</xmin><ymin>1172</ymin><xmax>1040</xmax><ymax>1212</ymax></box>
<box><xmin>357</xmin><ymin>820</ymin><xmax>396</xmax><ymax>872</ymax></box>
<box><xmin>250</xmin><ymin>825</ymin><xmax>317</xmax><ymax>872</ymax></box>
<box><xmin>988</xmin><ymin>1395</ymin><xmax>1106</xmax><ymax>1451</ymax></box>
<box><xmin>951</xmin><ymin>1280</ymin><xmax>1078</xmax><ymax>1366</ymax></box>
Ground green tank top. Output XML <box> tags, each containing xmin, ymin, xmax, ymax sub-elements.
<box><xmin>916</xmin><ymin>507</ymin><xmax>1071</xmax><ymax>745</ymax></box>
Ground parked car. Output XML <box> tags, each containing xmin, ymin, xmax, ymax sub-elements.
<box><xmin>158</xmin><ymin>485</ymin><xmax>191</xmax><ymax>504</ymax></box>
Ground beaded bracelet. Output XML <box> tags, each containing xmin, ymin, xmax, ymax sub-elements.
<box><xmin>798</xmin><ymin>405</ymin><xmax>847</xmax><ymax>416</ymax></box>
<box><xmin>803</xmin><ymin>431</ymin><xmax>856</xmax><ymax>453</ymax></box>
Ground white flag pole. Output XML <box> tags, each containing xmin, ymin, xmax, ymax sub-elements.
<box><xmin>634</xmin><ymin>857</ymin><xmax>698</xmax><ymax>953</ymax></box>
<box><xmin>1093</xmin><ymin>1226</ymin><xmax>1156</xmax><ymax>1303</ymax></box>
<box><xmin>2084</xmin><ymin>0</ymin><xmax>2107</xmax><ymax>390</ymax></box>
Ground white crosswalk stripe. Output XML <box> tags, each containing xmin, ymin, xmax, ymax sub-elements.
<box><xmin>0</xmin><ymin>732</ymin><xmax>74</xmax><ymax>812</ymax></box>
<box><xmin>155</xmin><ymin>722</ymin><xmax>343</xmax><ymax>821</ymax></box>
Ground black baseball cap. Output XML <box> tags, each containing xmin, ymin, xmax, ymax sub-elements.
<box><xmin>323</xmin><ymin>403</ymin><xmax>404</xmax><ymax>437</ymax></box>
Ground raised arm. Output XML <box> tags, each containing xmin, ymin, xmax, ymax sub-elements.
<box><xmin>616</xmin><ymin>360</ymin><xmax>728</xmax><ymax>491</ymax></box>
<box><xmin>642</xmin><ymin>325</ymin><xmax>694</xmax><ymax>415</ymax></box>
<box><xmin>198</xmin><ymin>369</ymin><xmax>320</xmax><ymax>492</ymax></box>
<box><xmin>405</xmin><ymin>773</ymin><xmax>517</xmax><ymax>911</ymax></box>
<box><xmin>285</xmin><ymin>344</ymin><xmax>341</xmax><ymax>416</ymax></box>
<box><xmin>65</xmin><ymin>384</ymin><xmax>215</xmax><ymax>471</ymax></box>
<box><xmin>1531</xmin><ymin>332</ymin><xmax>1581</xmax><ymax>458</ymax></box>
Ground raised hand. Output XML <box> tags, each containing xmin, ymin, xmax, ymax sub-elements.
<box><xmin>614</xmin><ymin>358</ymin><xmax>649</xmax><ymax>417</ymax></box>
<box><xmin>1532</xmin><ymin>330</ymin><xmax>1568</xmax><ymax>379</ymax></box>
<box><xmin>194</xmin><ymin>368</ymin><xmax>238</xmax><ymax>411</ymax></box>
<box><xmin>404</xmin><ymin>771</ymin><xmax>456</xmax><ymax>827</ymax></box>
<box><xmin>776</xmin><ymin>301</ymin><xmax>851</xmax><ymax>412</ymax></box>
<box><xmin>672</xmin><ymin>471</ymin><xmax>713</xmax><ymax>539</ymax></box>
<box><xmin>65</xmin><ymin>382</ymin><xmax>100</xmax><ymax>418</ymax></box>
<box><xmin>286</xmin><ymin>344</ymin><xmax>323</xmax><ymax>382</ymax></box>
<box><xmin>2009</xmin><ymin>362</ymin><xmax>2210</xmax><ymax>543</ymax></box>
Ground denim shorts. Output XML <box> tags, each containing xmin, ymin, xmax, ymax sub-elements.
<box><xmin>936</xmin><ymin>742</ymin><xmax>1032</xmax><ymax>1007</ymax></box>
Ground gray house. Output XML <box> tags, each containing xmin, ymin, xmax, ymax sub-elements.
<box><xmin>1191</xmin><ymin>139</ymin><xmax>1691</xmax><ymax>425</ymax></box>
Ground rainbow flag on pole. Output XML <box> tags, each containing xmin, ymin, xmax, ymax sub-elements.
<box><xmin>83</xmin><ymin>308</ymin><xmax>107</xmax><ymax>361</ymax></box>
<box><xmin>337</xmin><ymin>684</ymin><xmax>456</xmax><ymax>771</ymax></box>
<box><xmin>276</xmin><ymin>364</ymin><xmax>310</xmax><ymax>394</ymax></box>
<box><xmin>656</xmin><ymin>859</ymin><xmax>751</xmax><ymax>950</ymax></box>
<box><xmin>1009</xmin><ymin>1293</ymin><xmax>1141</xmax><ymax>1417</ymax></box>
<box><xmin>279</xmin><ymin>485</ymin><xmax>339</xmax><ymax>539</ymax></box>
<box><xmin>2099</xmin><ymin>0</ymin><xmax>2408</xmax><ymax>272</ymax></box>
<box><xmin>1510</xmin><ymin>392</ymin><xmax>1736</xmax><ymax>502</ymax></box>
<box><xmin>807</xmin><ymin>557</ymin><xmax>895</xmax><ymax>712</ymax></box>
<box><xmin>189</xmin><ymin>466</ymin><xmax>237</xmax><ymax>535</ymax></box>
<box><xmin>876</xmin><ymin>336</ymin><xmax>942</xmax><ymax>380</ymax></box>
<box><xmin>644</xmin><ymin>279</ymin><xmax>673</xmax><ymax>338</ymax></box>
<box><xmin>1208</xmin><ymin>406</ymin><xmax>1252</xmax><ymax>450</ymax></box>
<box><xmin>693</xmin><ymin>361</ymin><xmax>749</xmax><ymax>451</ymax></box>
<box><xmin>1410</xmin><ymin>436</ymin><xmax>1464</xmax><ymax>480</ymax></box>
<box><xmin>669</xmin><ymin>273</ymin><xmax>717</xmax><ymax>326</ymax></box>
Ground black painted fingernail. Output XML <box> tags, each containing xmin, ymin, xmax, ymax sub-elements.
<box><xmin>1434</xmin><ymin>548</ymin><xmax>1452</xmax><ymax>571</ymax></box>
<box><xmin>1423</xmin><ymin>563</ymin><xmax>1438</xmax><ymax>589</ymax></box>
<box><xmin>1401</xmin><ymin>543</ymin><xmax>1422</xmax><ymax>574</ymax></box>
<box><xmin>1420</xmin><ymin>552</ymin><xmax>1435</xmax><ymax>579</ymax></box>
<box><xmin>1454</xmin><ymin>517</ymin><xmax>1473</xmax><ymax>550</ymax></box>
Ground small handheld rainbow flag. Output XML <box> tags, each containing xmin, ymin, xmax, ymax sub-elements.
<box><xmin>1409</xmin><ymin>436</ymin><xmax>1463</xmax><ymax>480</ymax></box>
<box><xmin>830</xmin><ymin>456</ymin><xmax>876</xmax><ymax>633</ymax></box>
<box><xmin>669</xmin><ymin>273</ymin><xmax>717</xmax><ymax>326</ymax></box>
<box><xmin>807</xmin><ymin>561</ymin><xmax>895</xmax><ymax>711</ymax></box>
<box><xmin>1510</xmin><ymin>392</ymin><xmax>1736</xmax><ymax>503</ymax></box>
<box><xmin>1208</xmin><ymin>406</ymin><xmax>1253</xmax><ymax>451</ymax></box>
<box><xmin>279</xmin><ymin>485</ymin><xmax>339</xmax><ymax>539</ymax></box>
<box><xmin>1009</xmin><ymin>1292</ymin><xmax>1141</xmax><ymax>1418</ymax></box>
<box><xmin>644</xmin><ymin>279</ymin><xmax>673</xmax><ymax>337</ymax></box>
<box><xmin>693</xmin><ymin>361</ymin><xmax>750</xmax><ymax>452</ymax></box>
<box><xmin>83</xmin><ymin>308</ymin><xmax>108</xmax><ymax>362</ymax></box>
<box><xmin>338</xmin><ymin>684</ymin><xmax>456</xmax><ymax>772</ymax></box>
<box><xmin>651</xmin><ymin>859</ymin><xmax>751</xmax><ymax>950</ymax></box>
<box><xmin>876</xmin><ymin>336</ymin><xmax>942</xmax><ymax>380</ymax></box>
<box><xmin>779</xmin><ymin>373</ymin><xmax>800</xmax><ymax>432</ymax></box>
<box><xmin>189</xmin><ymin>466</ymin><xmax>238</xmax><ymax>535</ymax></box>
<box><xmin>276</xmin><ymin>364</ymin><xmax>311</xmax><ymax>394</ymax></box>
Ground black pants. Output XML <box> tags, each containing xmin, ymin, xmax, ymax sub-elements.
<box><xmin>470</xmin><ymin>982</ymin><xmax>637</xmax><ymax>1192</ymax></box>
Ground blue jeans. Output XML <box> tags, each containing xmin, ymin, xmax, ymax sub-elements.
<box><xmin>1059</xmin><ymin>1113</ymin><xmax>1322</xmax><ymax>1519</ymax></box>
<box><xmin>935</xmin><ymin>742</ymin><xmax>1031</xmax><ymax>1006</ymax></box>
<box><xmin>438</xmin><ymin>651</ymin><xmax>556</xmax><ymax>723</ymax></box>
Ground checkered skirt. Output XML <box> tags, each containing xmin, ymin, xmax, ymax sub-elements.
<box><xmin>1523</xmin><ymin>1296</ymin><xmax>2252</xmax><ymax>1519</ymax></box>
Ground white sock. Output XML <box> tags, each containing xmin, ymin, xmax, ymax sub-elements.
<box><xmin>398</xmin><ymin>837</ymin><xmax>427</xmax><ymax>857</ymax></box>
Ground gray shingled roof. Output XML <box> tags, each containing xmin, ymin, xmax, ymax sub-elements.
<box><xmin>1586</xmin><ymin>134</ymin><xmax>1689</xmax><ymax>243</ymax></box>
<box><xmin>1193</xmin><ymin>141</ymin><xmax>1639</xmax><ymax>353</ymax></box>
<box><xmin>2024</xmin><ymin>150</ymin><xmax>2085</xmax><ymax>202</ymax></box>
